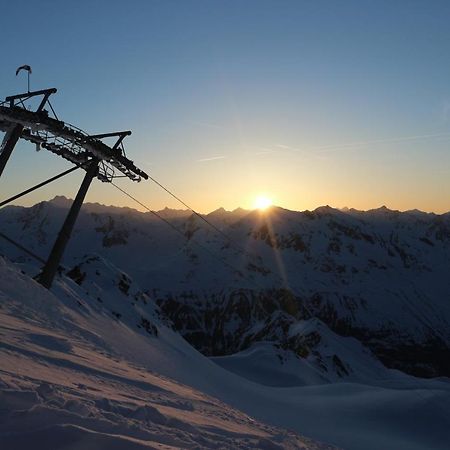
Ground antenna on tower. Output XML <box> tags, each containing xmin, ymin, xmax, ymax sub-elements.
<box><xmin>15</xmin><ymin>65</ymin><xmax>32</xmax><ymax>92</ymax></box>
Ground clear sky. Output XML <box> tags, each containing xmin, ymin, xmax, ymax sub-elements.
<box><xmin>1</xmin><ymin>0</ymin><xmax>450</xmax><ymax>213</ymax></box>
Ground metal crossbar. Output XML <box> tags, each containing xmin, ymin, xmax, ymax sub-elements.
<box><xmin>0</xmin><ymin>90</ymin><xmax>148</xmax><ymax>182</ymax></box>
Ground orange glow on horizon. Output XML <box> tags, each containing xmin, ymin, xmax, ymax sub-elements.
<box><xmin>253</xmin><ymin>195</ymin><xmax>273</xmax><ymax>210</ymax></box>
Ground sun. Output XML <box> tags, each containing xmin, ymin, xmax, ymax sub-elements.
<box><xmin>253</xmin><ymin>195</ymin><xmax>273</xmax><ymax>210</ymax></box>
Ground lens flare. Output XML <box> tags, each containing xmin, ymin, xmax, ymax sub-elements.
<box><xmin>254</xmin><ymin>196</ymin><xmax>273</xmax><ymax>210</ymax></box>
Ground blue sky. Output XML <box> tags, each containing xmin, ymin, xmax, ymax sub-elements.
<box><xmin>1</xmin><ymin>0</ymin><xmax>450</xmax><ymax>212</ymax></box>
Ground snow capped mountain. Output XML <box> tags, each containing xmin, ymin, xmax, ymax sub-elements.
<box><xmin>0</xmin><ymin>197</ymin><xmax>449</xmax><ymax>381</ymax></box>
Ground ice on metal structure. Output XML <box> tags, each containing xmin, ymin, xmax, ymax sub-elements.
<box><xmin>0</xmin><ymin>88</ymin><xmax>148</xmax><ymax>182</ymax></box>
<box><xmin>0</xmin><ymin>87</ymin><xmax>149</xmax><ymax>289</ymax></box>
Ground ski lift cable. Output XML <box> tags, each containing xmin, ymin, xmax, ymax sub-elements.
<box><xmin>0</xmin><ymin>164</ymin><xmax>84</xmax><ymax>270</ymax></box>
<box><xmin>147</xmin><ymin>174</ymin><xmax>236</xmax><ymax>238</ymax></box>
<box><xmin>143</xmin><ymin>175</ymin><xmax>310</xmax><ymax>308</ymax></box>
<box><xmin>0</xmin><ymin>230</ymin><xmax>67</xmax><ymax>274</ymax></box>
<box><xmin>110</xmin><ymin>180</ymin><xmax>315</xmax><ymax>318</ymax></box>
<box><xmin>0</xmin><ymin>165</ymin><xmax>81</xmax><ymax>209</ymax></box>
<box><xmin>110</xmin><ymin>181</ymin><xmax>244</xmax><ymax>275</ymax></box>
<box><xmin>110</xmin><ymin>181</ymin><xmax>271</xmax><ymax>292</ymax></box>
<box><xmin>0</xmin><ymin>231</ymin><xmax>46</xmax><ymax>265</ymax></box>
<box><xmin>146</xmin><ymin>174</ymin><xmax>268</xmax><ymax>265</ymax></box>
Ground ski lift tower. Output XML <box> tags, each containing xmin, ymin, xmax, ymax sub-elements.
<box><xmin>0</xmin><ymin>87</ymin><xmax>148</xmax><ymax>289</ymax></box>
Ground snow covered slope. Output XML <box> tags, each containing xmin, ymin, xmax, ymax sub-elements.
<box><xmin>0</xmin><ymin>256</ymin><xmax>329</xmax><ymax>450</ymax></box>
<box><xmin>211</xmin><ymin>317</ymin><xmax>411</xmax><ymax>387</ymax></box>
<box><xmin>1</xmin><ymin>256</ymin><xmax>450</xmax><ymax>450</ymax></box>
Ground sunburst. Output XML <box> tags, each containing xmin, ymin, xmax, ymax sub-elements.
<box><xmin>253</xmin><ymin>195</ymin><xmax>273</xmax><ymax>210</ymax></box>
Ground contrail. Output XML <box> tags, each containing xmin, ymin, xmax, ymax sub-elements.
<box><xmin>274</xmin><ymin>143</ymin><xmax>328</xmax><ymax>159</ymax></box>
<box><xmin>313</xmin><ymin>132</ymin><xmax>450</xmax><ymax>153</ymax></box>
<box><xmin>275</xmin><ymin>132</ymin><xmax>450</xmax><ymax>158</ymax></box>
<box><xmin>197</xmin><ymin>155</ymin><xmax>226</xmax><ymax>162</ymax></box>
<box><xmin>197</xmin><ymin>131</ymin><xmax>450</xmax><ymax>164</ymax></box>
<box><xmin>251</xmin><ymin>147</ymin><xmax>276</xmax><ymax>156</ymax></box>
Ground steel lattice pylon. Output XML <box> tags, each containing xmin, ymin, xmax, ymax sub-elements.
<box><xmin>0</xmin><ymin>87</ymin><xmax>149</xmax><ymax>289</ymax></box>
<box><xmin>0</xmin><ymin>88</ymin><xmax>148</xmax><ymax>182</ymax></box>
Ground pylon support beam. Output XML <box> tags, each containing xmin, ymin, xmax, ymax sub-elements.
<box><xmin>0</xmin><ymin>86</ymin><xmax>148</xmax><ymax>290</ymax></box>
<box><xmin>0</xmin><ymin>124</ymin><xmax>24</xmax><ymax>178</ymax></box>
<box><xmin>88</xmin><ymin>130</ymin><xmax>131</xmax><ymax>140</ymax></box>
<box><xmin>37</xmin><ymin>160</ymin><xmax>99</xmax><ymax>289</ymax></box>
<box><xmin>0</xmin><ymin>165</ymin><xmax>80</xmax><ymax>209</ymax></box>
<box><xmin>6</xmin><ymin>88</ymin><xmax>57</xmax><ymax>111</ymax></box>
<box><xmin>0</xmin><ymin>88</ymin><xmax>58</xmax><ymax>178</ymax></box>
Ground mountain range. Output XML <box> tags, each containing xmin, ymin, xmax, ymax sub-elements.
<box><xmin>1</xmin><ymin>196</ymin><xmax>449</xmax><ymax>378</ymax></box>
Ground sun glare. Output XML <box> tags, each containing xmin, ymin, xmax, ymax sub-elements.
<box><xmin>254</xmin><ymin>195</ymin><xmax>273</xmax><ymax>210</ymax></box>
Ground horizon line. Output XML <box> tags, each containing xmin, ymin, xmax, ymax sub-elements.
<box><xmin>5</xmin><ymin>195</ymin><xmax>449</xmax><ymax>216</ymax></box>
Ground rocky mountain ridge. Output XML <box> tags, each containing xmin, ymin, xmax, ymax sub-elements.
<box><xmin>0</xmin><ymin>197</ymin><xmax>449</xmax><ymax>377</ymax></box>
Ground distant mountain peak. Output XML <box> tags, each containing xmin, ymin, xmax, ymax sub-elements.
<box><xmin>208</xmin><ymin>207</ymin><xmax>227</xmax><ymax>215</ymax></box>
<box><xmin>155</xmin><ymin>207</ymin><xmax>191</xmax><ymax>219</ymax></box>
<box><xmin>232</xmin><ymin>207</ymin><xmax>249</xmax><ymax>214</ymax></box>
<box><xmin>313</xmin><ymin>205</ymin><xmax>340</xmax><ymax>215</ymax></box>
<box><xmin>367</xmin><ymin>205</ymin><xmax>401</xmax><ymax>216</ymax></box>
<box><xmin>405</xmin><ymin>208</ymin><xmax>434</xmax><ymax>217</ymax></box>
<box><xmin>48</xmin><ymin>195</ymin><xmax>72</xmax><ymax>208</ymax></box>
